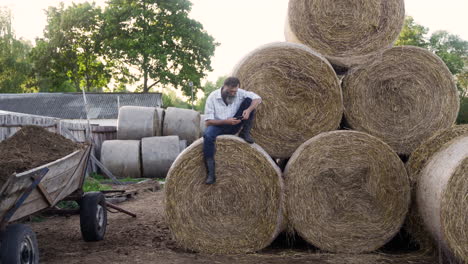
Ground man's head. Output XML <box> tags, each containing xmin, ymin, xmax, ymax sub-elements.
<box><xmin>222</xmin><ymin>77</ymin><xmax>240</xmax><ymax>104</ymax></box>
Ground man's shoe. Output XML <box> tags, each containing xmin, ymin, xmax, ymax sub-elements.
<box><xmin>205</xmin><ymin>157</ymin><xmax>216</xmax><ymax>184</ymax></box>
<box><xmin>239</xmin><ymin>116</ymin><xmax>255</xmax><ymax>144</ymax></box>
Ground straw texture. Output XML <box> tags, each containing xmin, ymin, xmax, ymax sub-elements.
<box><xmin>417</xmin><ymin>136</ymin><xmax>468</xmax><ymax>263</ymax></box>
<box><xmin>165</xmin><ymin>135</ymin><xmax>284</xmax><ymax>254</ymax></box>
<box><xmin>284</xmin><ymin>130</ymin><xmax>410</xmax><ymax>253</ymax></box>
<box><xmin>232</xmin><ymin>42</ymin><xmax>342</xmax><ymax>158</ymax></box>
<box><xmin>342</xmin><ymin>46</ymin><xmax>460</xmax><ymax>155</ymax></box>
<box><xmin>405</xmin><ymin>125</ymin><xmax>468</xmax><ymax>253</ymax></box>
<box><xmin>285</xmin><ymin>0</ymin><xmax>405</xmax><ymax>68</ymax></box>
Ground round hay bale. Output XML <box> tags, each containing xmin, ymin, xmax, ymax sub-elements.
<box><xmin>417</xmin><ymin>136</ymin><xmax>468</xmax><ymax>262</ymax></box>
<box><xmin>342</xmin><ymin>46</ymin><xmax>460</xmax><ymax>155</ymax></box>
<box><xmin>232</xmin><ymin>42</ymin><xmax>342</xmax><ymax>158</ymax></box>
<box><xmin>141</xmin><ymin>136</ymin><xmax>180</xmax><ymax>178</ymax></box>
<box><xmin>405</xmin><ymin>125</ymin><xmax>468</xmax><ymax>251</ymax></box>
<box><xmin>163</xmin><ymin>107</ymin><xmax>200</xmax><ymax>145</ymax></box>
<box><xmin>101</xmin><ymin>140</ymin><xmax>141</xmax><ymax>178</ymax></box>
<box><xmin>179</xmin><ymin>139</ymin><xmax>187</xmax><ymax>152</ymax></box>
<box><xmin>199</xmin><ymin>114</ymin><xmax>206</xmax><ymax>137</ymax></box>
<box><xmin>285</xmin><ymin>0</ymin><xmax>405</xmax><ymax>68</ymax></box>
<box><xmin>156</xmin><ymin>107</ymin><xmax>165</xmax><ymax>136</ymax></box>
<box><xmin>165</xmin><ymin>135</ymin><xmax>284</xmax><ymax>254</ymax></box>
<box><xmin>284</xmin><ymin>130</ymin><xmax>410</xmax><ymax>253</ymax></box>
<box><xmin>117</xmin><ymin>106</ymin><xmax>161</xmax><ymax>140</ymax></box>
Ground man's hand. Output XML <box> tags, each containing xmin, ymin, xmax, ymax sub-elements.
<box><xmin>226</xmin><ymin>118</ymin><xmax>242</xmax><ymax>125</ymax></box>
<box><xmin>242</xmin><ymin>109</ymin><xmax>251</xmax><ymax>120</ymax></box>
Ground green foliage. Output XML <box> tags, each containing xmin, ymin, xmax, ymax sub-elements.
<box><xmin>195</xmin><ymin>76</ymin><xmax>226</xmax><ymax>112</ymax></box>
<box><xmin>102</xmin><ymin>0</ymin><xmax>218</xmax><ymax>94</ymax></box>
<box><xmin>83</xmin><ymin>176</ymin><xmax>111</xmax><ymax>192</ymax></box>
<box><xmin>0</xmin><ymin>7</ymin><xmax>34</xmax><ymax>93</ymax></box>
<box><xmin>429</xmin><ymin>31</ymin><xmax>468</xmax><ymax>75</ymax></box>
<box><xmin>395</xmin><ymin>16</ymin><xmax>468</xmax><ymax>104</ymax></box>
<box><xmin>162</xmin><ymin>89</ymin><xmax>191</xmax><ymax>109</ymax></box>
<box><xmin>56</xmin><ymin>201</ymin><xmax>79</xmax><ymax>209</ymax></box>
<box><xmin>29</xmin><ymin>3</ymin><xmax>113</xmax><ymax>92</ymax></box>
<box><xmin>457</xmin><ymin>96</ymin><xmax>468</xmax><ymax>124</ymax></box>
<box><xmin>395</xmin><ymin>16</ymin><xmax>428</xmax><ymax>48</ymax></box>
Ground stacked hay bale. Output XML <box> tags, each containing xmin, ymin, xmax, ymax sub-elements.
<box><xmin>341</xmin><ymin>46</ymin><xmax>459</xmax><ymax>155</ymax></box>
<box><xmin>166</xmin><ymin>0</ymin><xmax>463</xmax><ymax>257</ymax></box>
<box><xmin>163</xmin><ymin>107</ymin><xmax>201</xmax><ymax>145</ymax></box>
<box><xmin>101</xmin><ymin>106</ymin><xmax>200</xmax><ymax>179</ymax></box>
<box><xmin>232</xmin><ymin>42</ymin><xmax>343</xmax><ymax>158</ymax></box>
<box><xmin>285</xmin><ymin>0</ymin><xmax>405</xmax><ymax>70</ymax></box>
<box><xmin>406</xmin><ymin>125</ymin><xmax>468</xmax><ymax>261</ymax></box>
<box><xmin>284</xmin><ymin>131</ymin><xmax>410</xmax><ymax>253</ymax></box>
<box><xmin>415</xmin><ymin>136</ymin><xmax>468</xmax><ymax>263</ymax></box>
<box><xmin>117</xmin><ymin>106</ymin><xmax>162</xmax><ymax>139</ymax></box>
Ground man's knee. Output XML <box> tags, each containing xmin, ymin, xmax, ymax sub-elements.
<box><xmin>203</xmin><ymin>126</ymin><xmax>219</xmax><ymax>141</ymax></box>
<box><xmin>243</xmin><ymin>97</ymin><xmax>252</xmax><ymax>106</ymax></box>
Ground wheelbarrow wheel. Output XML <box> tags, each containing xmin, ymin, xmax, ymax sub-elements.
<box><xmin>80</xmin><ymin>192</ymin><xmax>107</xmax><ymax>242</ymax></box>
<box><xmin>0</xmin><ymin>224</ymin><xmax>39</xmax><ymax>264</ymax></box>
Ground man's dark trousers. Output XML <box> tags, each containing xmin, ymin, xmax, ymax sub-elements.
<box><xmin>203</xmin><ymin>98</ymin><xmax>254</xmax><ymax>159</ymax></box>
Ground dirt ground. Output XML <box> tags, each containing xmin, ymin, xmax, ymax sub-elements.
<box><xmin>29</xmin><ymin>189</ymin><xmax>437</xmax><ymax>264</ymax></box>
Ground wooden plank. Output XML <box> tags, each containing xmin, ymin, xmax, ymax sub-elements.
<box><xmin>36</xmin><ymin>182</ymin><xmax>54</xmax><ymax>206</ymax></box>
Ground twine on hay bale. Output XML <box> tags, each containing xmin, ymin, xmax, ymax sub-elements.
<box><xmin>405</xmin><ymin>125</ymin><xmax>468</xmax><ymax>252</ymax></box>
<box><xmin>342</xmin><ymin>46</ymin><xmax>460</xmax><ymax>155</ymax></box>
<box><xmin>164</xmin><ymin>135</ymin><xmax>284</xmax><ymax>254</ymax></box>
<box><xmin>284</xmin><ymin>131</ymin><xmax>410</xmax><ymax>253</ymax></box>
<box><xmin>417</xmin><ymin>136</ymin><xmax>468</xmax><ymax>263</ymax></box>
<box><xmin>285</xmin><ymin>0</ymin><xmax>405</xmax><ymax>68</ymax></box>
<box><xmin>232</xmin><ymin>42</ymin><xmax>342</xmax><ymax>158</ymax></box>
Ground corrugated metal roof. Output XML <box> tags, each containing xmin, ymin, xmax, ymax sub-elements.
<box><xmin>0</xmin><ymin>93</ymin><xmax>162</xmax><ymax>119</ymax></box>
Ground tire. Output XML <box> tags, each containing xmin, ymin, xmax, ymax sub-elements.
<box><xmin>80</xmin><ymin>192</ymin><xmax>107</xmax><ymax>242</ymax></box>
<box><xmin>0</xmin><ymin>224</ymin><xmax>39</xmax><ymax>264</ymax></box>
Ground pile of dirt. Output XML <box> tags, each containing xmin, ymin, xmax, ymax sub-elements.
<box><xmin>0</xmin><ymin>126</ymin><xmax>81</xmax><ymax>188</ymax></box>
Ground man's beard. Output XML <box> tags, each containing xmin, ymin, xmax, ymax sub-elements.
<box><xmin>225</xmin><ymin>95</ymin><xmax>235</xmax><ymax>105</ymax></box>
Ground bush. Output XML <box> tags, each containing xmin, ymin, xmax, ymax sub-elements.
<box><xmin>456</xmin><ymin>97</ymin><xmax>468</xmax><ymax>124</ymax></box>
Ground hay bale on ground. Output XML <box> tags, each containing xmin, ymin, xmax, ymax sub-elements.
<box><xmin>117</xmin><ymin>106</ymin><xmax>161</xmax><ymax>140</ymax></box>
<box><xmin>284</xmin><ymin>131</ymin><xmax>410</xmax><ymax>253</ymax></box>
<box><xmin>101</xmin><ymin>140</ymin><xmax>141</xmax><ymax>178</ymax></box>
<box><xmin>405</xmin><ymin>125</ymin><xmax>468</xmax><ymax>252</ymax></box>
<box><xmin>417</xmin><ymin>136</ymin><xmax>468</xmax><ymax>263</ymax></box>
<box><xmin>178</xmin><ymin>139</ymin><xmax>187</xmax><ymax>152</ymax></box>
<box><xmin>165</xmin><ymin>135</ymin><xmax>284</xmax><ymax>254</ymax></box>
<box><xmin>285</xmin><ymin>0</ymin><xmax>405</xmax><ymax>69</ymax></box>
<box><xmin>199</xmin><ymin>114</ymin><xmax>206</xmax><ymax>137</ymax></box>
<box><xmin>141</xmin><ymin>136</ymin><xmax>180</xmax><ymax>178</ymax></box>
<box><xmin>342</xmin><ymin>46</ymin><xmax>459</xmax><ymax>155</ymax></box>
<box><xmin>156</xmin><ymin>108</ymin><xmax>165</xmax><ymax>136</ymax></box>
<box><xmin>232</xmin><ymin>42</ymin><xmax>342</xmax><ymax>158</ymax></box>
<box><xmin>163</xmin><ymin>107</ymin><xmax>200</xmax><ymax>145</ymax></box>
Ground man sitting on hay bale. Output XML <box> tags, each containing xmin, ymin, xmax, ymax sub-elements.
<box><xmin>203</xmin><ymin>76</ymin><xmax>262</xmax><ymax>184</ymax></box>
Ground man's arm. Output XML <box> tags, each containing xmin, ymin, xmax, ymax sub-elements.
<box><xmin>205</xmin><ymin>118</ymin><xmax>241</xmax><ymax>126</ymax></box>
<box><xmin>242</xmin><ymin>98</ymin><xmax>262</xmax><ymax>120</ymax></box>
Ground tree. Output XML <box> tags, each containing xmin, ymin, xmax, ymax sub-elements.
<box><xmin>395</xmin><ymin>17</ymin><xmax>468</xmax><ymax>101</ymax></box>
<box><xmin>0</xmin><ymin>7</ymin><xmax>33</xmax><ymax>93</ymax></box>
<box><xmin>395</xmin><ymin>16</ymin><xmax>428</xmax><ymax>48</ymax></box>
<box><xmin>195</xmin><ymin>76</ymin><xmax>226</xmax><ymax>112</ymax></box>
<box><xmin>30</xmin><ymin>3</ymin><xmax>112</xmax><ymax>92</ymax></box>
<box><xmin>102</xmin><ymin>0</ymin><xmax>218</xmax><ymax>94</ymax></box>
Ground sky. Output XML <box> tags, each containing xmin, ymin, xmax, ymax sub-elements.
<box><xmin>1</xmin><ymin>0</ymin><xmax>467</xmax><ymax>83</ymax></box>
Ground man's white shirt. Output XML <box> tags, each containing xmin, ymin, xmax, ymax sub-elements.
<box><xmin>204</xmin><ymin>88</ymin><xmax>261</xmax><ymax>121</ymax></box>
